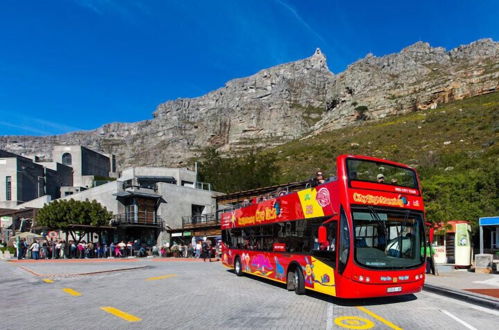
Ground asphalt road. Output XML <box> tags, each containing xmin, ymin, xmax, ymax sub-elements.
<box><xmin>1</xmin><ymin>259</ymin><xmax>497</xmax><ymax>329</ymax></box>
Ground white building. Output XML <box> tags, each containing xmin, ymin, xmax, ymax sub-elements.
<box><xmin>58</xmin><ymin>166</ymin><xmax>220</xmax><ymax>246</ymax></box>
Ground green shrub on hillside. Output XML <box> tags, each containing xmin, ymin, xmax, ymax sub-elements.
<box><xmin>198</xmin><ymin>148</ymin><xmax>279</xmax><ymax>193</ymax></box>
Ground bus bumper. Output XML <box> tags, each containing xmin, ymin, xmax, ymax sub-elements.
<box><xmin>336</xmin><ymin>279</ymin><xmax>424</xmax><ymax>299</ymax></box>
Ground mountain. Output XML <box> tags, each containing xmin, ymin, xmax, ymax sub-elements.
<box><xmin>0</xmin><ymin>39</ymin><xmax>497</xmax><ymax>169</ymax></box>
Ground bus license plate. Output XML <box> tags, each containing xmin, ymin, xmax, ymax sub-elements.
<box><xmin>387</xmin><ymin>286</ymin><xmax>402</xmax><ymax>293</ymax></box>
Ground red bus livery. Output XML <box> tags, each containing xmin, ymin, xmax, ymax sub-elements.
<box><xmin>221</xmin><ymin>155</ymin><xmax>426</xmax><ymax>298</ymax></box>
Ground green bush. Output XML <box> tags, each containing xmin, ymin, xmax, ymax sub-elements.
<box><xmin>0</xmin><ymin>246</ymin><xmax>16</xmax><ymax>254</ymax></box>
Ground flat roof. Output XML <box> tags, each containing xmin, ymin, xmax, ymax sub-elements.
<box><xmin>479</xmin><ymin>216</ymin><xmax>499</xmax><ymax>226</ymax></box>
<box><xmin>114</xmin><ymin>191</ymin><xmax>164</xmax><ymax>199</ymax></box>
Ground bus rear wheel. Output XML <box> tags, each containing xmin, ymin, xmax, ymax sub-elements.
<box><xmin>234</xmin><ymin>257</ymin><xmax>243</xmax><ymax>276</ymax></box>
<box><xmin>287</xmin><ymin>268</ymin><xmax>305</xmax><ymax>295</ymax></box>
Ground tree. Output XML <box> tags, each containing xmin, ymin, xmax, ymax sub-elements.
<box><xmin>198</xmin><ymin>148</ymin><xmax>280</xmax><ymax>193</ymax></box>
<box><xmin>36</xmin><ymin>199</ymin><xmax>113</xmax><ymax>242</ymax></box>
<box><xmin>422</xmin><ymin>163</ymin><xmax>499</xmax><ymax>232</ymax></box>
<box><xmin>354</xmin><ymin>105</ymin><xmax>368</xmax><ymax>120</ymax></box>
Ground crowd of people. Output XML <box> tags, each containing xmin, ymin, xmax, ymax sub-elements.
<box><xmin>15</xmin><ymin>239</ymin><xmax>151</xmax><ymax>260</ymax></box>
<box><xmin>15</xmin><ymin>238</ymin><xmax>221</xmax><ymax>261</ymax></box>
<box><xmin>155</xmin><ymin>240</ymin><xmax>221</xmax><ymax>262</ymax></box>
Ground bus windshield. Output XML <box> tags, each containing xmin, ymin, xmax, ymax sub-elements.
<box><xmin>352</xmin><ymin>207</ymin><xmax>424</xmax><ymax>269</ymax></box>
<box><xmin>347</xmin><ymin>159</ymin><xmax>418</xmax><ymax>188</ymax></box>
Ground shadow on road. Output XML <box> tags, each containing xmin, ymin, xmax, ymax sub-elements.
<box><xmin>226</xmin><ymin>269</ymin><xmax>418</xmax><ymax>306</ymax></box>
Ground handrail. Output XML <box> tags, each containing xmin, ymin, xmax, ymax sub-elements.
<box><xmin>112</xmin><ymin>211</ymin><xmax>163</xmax><ymax>227</ymax></box>
<box><xmin>182</xmin><ymin>214</ymin><xmax>219</xmax><ymax>226</ymax></box>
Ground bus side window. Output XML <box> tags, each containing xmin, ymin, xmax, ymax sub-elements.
<box><xmin>328</xmin><ymin>222</ymin><xmax>337</xmax><ymax>252</ymax></box>
<box><xmin>338</xmin><ymin>210</ymin><xmax>350</xmax><ymax>274</ymax></box>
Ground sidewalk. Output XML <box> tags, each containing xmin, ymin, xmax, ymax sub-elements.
<box><xmin>424</xmin><ymin>268</ymin><xmax>499</xmax><ymax>310</ymax></box>
<box><xmin>3</xmin><ymin>257</ymin><xmax>215</xmax><ymax>278</ymax></box>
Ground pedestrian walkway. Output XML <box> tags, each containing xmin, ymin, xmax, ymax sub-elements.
<box><xmin>6</xmin><ymin>256</ymin><xmax>217</xmax><ymax>263</ymax></box>
<box><xmin>424</xmin><ymin>269</ymin><xmax>499</xmax><ymax>309</ymax></box>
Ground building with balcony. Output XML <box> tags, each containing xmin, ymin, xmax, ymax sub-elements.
<box><xmin>57</xmin><ymin>166</ymin><xmax>218</xmax><ymax>246</ymax></box>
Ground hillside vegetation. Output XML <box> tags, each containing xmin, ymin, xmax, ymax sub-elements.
<box><xmin>272</xmin><ymin>92</ymin><xmax>498</xmax><ymax>227</ymax></box>
<box><xmin>199</xmin><ymin>92</ymin><xmax>498</xmax><ymax>228</ymax></box>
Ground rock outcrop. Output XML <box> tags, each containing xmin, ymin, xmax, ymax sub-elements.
<box><xmin>1</xmin><ymin>39</ymin><xmax>498</xmax><ymax>168</ymax></box>
<box><xmin>316</xmin><ymin>39</ymin><xmax>498</xmax><ymax>132</ymax></box>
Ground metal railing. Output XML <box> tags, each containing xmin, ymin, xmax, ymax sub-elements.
<box><xmin>122</xmin><ymin>181</ymin><xmax>158</xmax><ymax>192</ymax></box>
<box><xmin>182</xmin><ymin>213</ymin><xmax>219</xmax><ymax>227</ymax></box>
<box><xmin>194</xmin><ymin>182</ymin><xmax>211</xmax><ymax>191</ymax></box>
<box><xmin>112</xmin><ymin>212</ymin><xmax>163</xmax><ymax>228</ymax></box>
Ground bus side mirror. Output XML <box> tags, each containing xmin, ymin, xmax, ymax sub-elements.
<box><xmin>318</xmin><ymin>226</ymin><xmax>328</xmax><ymax>245</ymax></box>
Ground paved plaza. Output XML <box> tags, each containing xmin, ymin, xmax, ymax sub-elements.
<box><xmin>1</xmin><ymin>259</ymin><xmax>498</xmax><ymax>329</ymax></box>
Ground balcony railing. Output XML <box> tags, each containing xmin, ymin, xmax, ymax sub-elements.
<box><xmin>194</xmin><ymin>182</ymin><xmax>211</xmax><ymax>191</ymax></box>
<box><xmin>122</xmin><ymin>181</ymin><xmax>158</xmax><ymax>192</ymax></box>
<box><xmin>182</xmin><ymin>214</ymin><xmax>219</xmax><ymax>227</ymax></box>
<box><xmin>112</xmin><ymin>211</ymin><xmax>164</xmax><ymax>228</ymax></box>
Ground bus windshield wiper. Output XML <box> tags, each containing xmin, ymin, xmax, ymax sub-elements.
<box><xmin>367</xmin><ymin>205</ymin><xmax>387</xmax><ymax>238</ymax></box>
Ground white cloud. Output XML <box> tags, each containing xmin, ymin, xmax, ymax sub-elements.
<box><xmin>72</xmin><ymin>0</ymin><xmax>150</xmax><ymax>20</ymax></box>
<box><xmin>0</xmin><ymin>120</ymin><xmax>52</xmax><ymax>135</ymax></box>
<box><xmin>0</xmin><ymin>111</ymin><xmax>82</xmax><ymax>136</ymax></box>
<box><xmin>274</xmin><ymin>0</ymin><xmax>329</xmax><ymax>47</ymax></box>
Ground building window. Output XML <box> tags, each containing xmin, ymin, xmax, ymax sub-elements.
<box><xmin>191</xmin><ymin>204</ymin><xmax>205</xmax><ymax>224</ymax></box>
<box><xmin>62</xmin><ymin>153</ymin><xmax>72</xmax><ymax>166</ymax></box>
<box><xmin>6</xmin><ymin>176</ymin><xmax>11</xmax><ymax>200</ymax></box>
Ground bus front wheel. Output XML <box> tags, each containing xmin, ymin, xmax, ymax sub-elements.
<box><xmin>234</xmin><ymin>257</ymin><xmax>243</xmax><ymax>276</ymax></box>
<box><xmin>287</xmin><ymin>268</ymin><xmax>305</xmax><ymax>295</ymax></box>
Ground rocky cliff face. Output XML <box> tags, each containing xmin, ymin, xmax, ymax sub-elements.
<box><xmin>1</xmin><ymin>39</ymin><xmax>498</xmax><ymax>168</ymax></box>
<box><xmin>315</xmin><ymin>39</ymin><xmax>498</xmax><ymax>132</ymax></box>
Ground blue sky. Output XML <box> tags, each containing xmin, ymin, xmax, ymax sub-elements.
<box><xmin>1</xmin><ymin>0</ymin><xmax>498</xmax><ymax>136</ymax></box>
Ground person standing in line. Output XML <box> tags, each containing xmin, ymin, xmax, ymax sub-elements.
<box><xmin>41</xmin><ymin>241</ymin><xmax>48</xmax><ymax>259</ymax></box>
<box><xmin>77</xmin><ymin>241</ymin><xmax>83</xmax><ymax>258</ymax></box>
<box><xmin>30</xmin><ymin>240</ymin><xmax>40</xmax><ymax>260</ymax></box>
<box><xmin>50</xmin><ymin>240</ymin><xmax>56</xmax><ymax>259</ymax></box>
<box><xmin>59</xmin><ymin>240</ymin><xmax>66</xmax><ymax>259</ymax></box>
<box><xmin>15</xmin><ymin>238</ymin><xmax>21</xmax><ymax>259</ymax></box>
<box><xmin>187</xmin><ymin>244</ymin><xmax>193</xmax><ymax>258</ymax></box>
<box><xmin>127</xmin><ymin>241</ymin><xmax>133</xmax><ymax>257</ymax></box>
<box><xmin>118</xmin><ymin>241</ymin><xmax>126</xmax><ymax>256</ymax></box>
<box><xmin>22</xmin><ymin>239</ymin><xmax>28</xmax><ymax>259</ymax></box>
<box><xmin>202</xmin><ymin>240</ymin><xmax>210</xmax><ymax>262</ymax></box>
<box><xmin>109</xmin><ymin>242</ymin><xmax>115</xmax><ymax>257</ymax></box>
<box><xmin>115</xmin><ymin>243</ymin><xmax>122</xmax><ymax>258</ymax></box>
<box><xmin>70</xmin><ymin>241</ymin><xmax>76</xmax><ymax>259</ymax></box>
<box><xmin>55</xmin><ymin>241</ymin><xmax>61</xmax><ymax>259</ymax></box>
<box><xmin>103</xmin><ymin>244</ymin><xmax>108</xmax><ymax>258</ymax></box>
<box><xmin>195</xmin><ymin>241</ymin><xmax>202</xmax><ymax>258</ymax></box>
<box><xmin>87</xmin><ymin>241</ymin><xmax>94</xmax><ymax>258</ymax></box>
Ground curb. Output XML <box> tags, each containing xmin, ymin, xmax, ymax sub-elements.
<box><xmin>423</xmin><ymin>284</ymin><xmax>499</xmax><ymax>311</ymax></box>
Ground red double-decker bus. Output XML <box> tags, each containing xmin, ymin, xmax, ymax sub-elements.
<box><xmin>221</xmin><ymin>155</ymin><xmax>427</xmax><ymax>298</ymax></box>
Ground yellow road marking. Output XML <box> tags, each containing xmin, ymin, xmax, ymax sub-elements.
<box><xmin>62</xmin><ymin>288</ymin><xmax>82</xmax><ymax>296</ymax></box>
<box><xmin>335</xmin><ymin>316</ymin><xmax>375</xmax><ymax>329</ymax></box>
<box><xmin>145</xmin><ymin>274</ymin><xmax>177</xmax><ymax>281</ymax></box>
<box><xmin>100</xmin><ymin>306</ymin><xmax>142</xmax><ymax>322</ymax></box>
<box><xmin>356</xmin><ymin>306</ymin><xmax>403</xmax><ymax>330</ymax></box>
<box><xmin>42</xmin><ymin>279</ymin><xmax>54</xmax><ymax>283</ymax></box>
